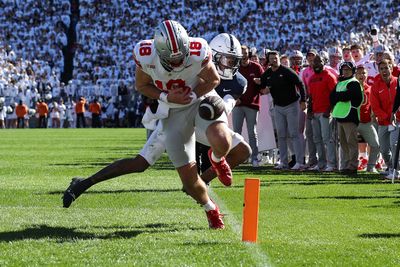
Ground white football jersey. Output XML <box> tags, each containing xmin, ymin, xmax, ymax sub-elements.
<box><xmin>364</xmin><ymin>61</ymin><xmax>379</xmax><ymax>85</ymax></box>
<box><xmin>133</xmin><ymin>37</ymin><xmax>211</xmax><ymax>108</ymax></box>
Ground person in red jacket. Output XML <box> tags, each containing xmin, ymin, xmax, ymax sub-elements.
<box><xmin>355</xmin><ymin>65</ymin><xmax>380</xmax><ymax>173</ymax></box>
<box><xmin>308</xmin><ymin>55</ymin><xmax>338</xmax><ymax>171</ymax></box>
<box><xmin>382</xmin><ymin>51</ymin><xmax>400</xmax><ymax>78</ymax></box>
<box><xmin>370</xmin><ymin>59</ymin><xmax>399</xmax><ymax>178</ymax></box>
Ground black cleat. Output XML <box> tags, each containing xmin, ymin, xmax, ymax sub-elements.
<box><xmin>62</xmin><ymin>177</ymin><xmax>84</xmax><ymax>208</ymax></box>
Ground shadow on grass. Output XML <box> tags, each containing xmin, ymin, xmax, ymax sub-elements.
<box><xmin>367</xmin><ymin>200</ymin><xmax>400</xmax><ymax>208</ymax></box>
<box><xmin>359</xmin><ymin>233</ymin><xmax>400</xmax><ymax>238</ymax></box>
<box><xmin>212</xmin><ymin>177</ymin><xmax>386</xmax><ymax>190</ymax></box>
<box><xmin>47</xmin><ymin>188</ymin><xmax>181</xmax><ymax>195</ymax></box>
<box><xmin>293</xmin><ymin>195</ymin><xmax>400</xmax><ymax>200</ymax></box>
<box><xmin>50</xmin><ymin>157</ymin><xmax>175</xmax><ymax>170</ymax></box>
<box><xmin>0</xmin><ymin>224</ymin><xmax>204</xmax><ymax>243</ymax></box>
<box><xmin>181</xmin><ymin>240</ymin><xmax>231</xmax><ymax>246</ymax></box>
<box><xmin>50</xmin><ymin>162</ymin><xmax>112</xmax><ymax>167</ymax></box>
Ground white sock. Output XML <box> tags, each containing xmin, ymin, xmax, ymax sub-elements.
<box><xmin>203</xmin><ymin>200</ymin><xmax>216</xmax><ymax>211</ymax></box>
<box><xmin>211</xmin><ymin>152</ymin><xmax>222</xmax><ymax>163</ymax></box>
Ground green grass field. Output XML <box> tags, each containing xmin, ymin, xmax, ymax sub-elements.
<box><xmin>0</xmin><ymin>128</ymin><xmax>399</xmax><ymax>266</ymax></box>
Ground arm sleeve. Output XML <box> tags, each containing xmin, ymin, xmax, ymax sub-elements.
<box><xmin>335</xmin><ymin>82</ymin><xmax>360</xmax><ymax>102</ymax></box>
<box><xmin>259</xmin><ymin>70</ymin><xmax>269</xmax><ymax>88</ymax></box>
<box><xmin>392</xmin><ymin>78</ymin><xmax>400</xmax><ymax>113</ymax></box>
<box><xmin>293</xmin><ymin>70</ymin><xmax>306</xmax><ymax>102</ymax></box>
<box><xmin>370</xmin><ymin>84</ymin><xmax>387</xmax><ymax>119</ymax></box>
<box><xmin>329</xmin><ymin>85</ymin><xmax>338</xmax><ymax>106</ymax></box>
<box><xmin>348</xmin><ymin>81</ymin><xmax>363</xmax><ymax>107</ymax></box>
<box><xmin>223</xmin><ymin>94</ymin><xmax>236</xmax><ymax>115</ymax></box>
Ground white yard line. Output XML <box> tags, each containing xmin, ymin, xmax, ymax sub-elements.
<box><xmin>209</xmin><ymin>189</ymin><xmax>272</xmax><ymax>267</ymax></box>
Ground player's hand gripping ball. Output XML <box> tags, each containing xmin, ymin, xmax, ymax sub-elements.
<box><xmin>199</xmin><ymin>95</ymin><xmax>225</xmax><ymax>120</ymax></box>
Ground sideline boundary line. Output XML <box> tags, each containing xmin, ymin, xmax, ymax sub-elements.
<box><xmin>209</xmin><ymin>188</ymin><xmax>272</xmax><ymax>267</ymax></box>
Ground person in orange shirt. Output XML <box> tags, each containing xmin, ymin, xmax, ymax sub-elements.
<box><xmin>89</xmin><ymin>99</ymin><xmax>102</xmax><ymax>128</ymax></box>
<box><xmin>75</xmin><ymin>96</ymin><xmax>86</xmax><ymax>128</ymax></box>
<box><xmin>36</xmin><ymin>99</ymin><xmax>49</xmax><ymax>128</ymax></box>
<box><xmin>15</xmin><ymin>100</ymin><xmax>28</xmax><ymax>128</ymax></box>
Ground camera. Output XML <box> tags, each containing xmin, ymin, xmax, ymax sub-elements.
<box><xmin>370</xmin><ymin>25</ymin><xmax>379</xmax><ymax>35</ymax></box>
<box><xmin>370</xmin><ymin>25</ymin><xmax>379</xmax><ymax>42</ymax></box>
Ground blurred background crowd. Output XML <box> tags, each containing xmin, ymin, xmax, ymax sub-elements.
<box><xmin>0</xmin><ymin>0</ymin><xmax>399</xmax><ymax>128</ymax></box>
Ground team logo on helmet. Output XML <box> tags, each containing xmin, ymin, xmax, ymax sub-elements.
<box><xmin>154</xmin><ymin>20</ymin><xmax>190</xmax><ymax>72</ymax></box>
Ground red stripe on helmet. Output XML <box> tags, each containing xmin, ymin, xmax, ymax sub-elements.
<box><xmin>164</xmin><ymin>20</ymin><xmax>178</xmax><ymax>54</ymax></box>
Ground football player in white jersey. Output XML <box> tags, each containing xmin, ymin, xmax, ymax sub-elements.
<box><xmin>135</xmin><ymin>20</ymin><xmax>235</xmax><ymax>229</ymax></box>
<box><xmin>62</xmin><ymin>33</ymin><xmax>250</xmax><ymax>210</ymax></box>
<box><xmin>364</xmin><ymin>44</ymin><xmax>388</xmax><ymax>85</ymax></box>
<box><xmin>63</xmin><ymin>21</ymin><xmax>241</xmax><ymax>229</ymax></box>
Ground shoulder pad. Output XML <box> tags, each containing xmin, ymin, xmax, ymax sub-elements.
<box><xmin>133</xmin><ymin>40</ymin><xmax>157</xmax><ymax>68</ymax></box>
<box><xmin>188</xmin><ymin>37</ymin><xmax>211</xmax><ymax>66</ymax></box>
<box><xmin>236</xmin><ymin>72</ymin><xmax>248</xmax><ymax>89</ymax></box>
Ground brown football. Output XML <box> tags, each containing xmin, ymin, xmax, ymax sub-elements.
<box><xmin>198</xmin><ymin>95</ymin><xmax>225</xmax><ymax>120</ymax></box>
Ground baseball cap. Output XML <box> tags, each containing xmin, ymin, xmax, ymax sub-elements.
<box><xmin>339</xmin><ymin>61</ymin><xmax>356</xmax><ymax>74</ymax></box>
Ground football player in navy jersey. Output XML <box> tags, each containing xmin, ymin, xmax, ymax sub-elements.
<box><xmin>196</xmin><ymin>33</ymin><xmax>251</xmax><ymax>182</ymax></box>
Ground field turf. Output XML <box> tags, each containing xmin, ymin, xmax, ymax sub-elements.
<box><xmin>0</xmin><ymin>128</ymin><xmax>399</xmax><ymax>266</ymax></box>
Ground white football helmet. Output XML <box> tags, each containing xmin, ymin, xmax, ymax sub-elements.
<box><xmin>374</xmin><ymin>44</ymin><xmax>389</xmax><ymax>55</ymax></box>
<box><xmin>328</xmin><ymin>47</ymin><xmax>342</xmax><ymax>57</ymax></box>
<box><xmin>209</xmin><ymin>33</ymin><xmax>242</xmax><ymax>79</ymax></box>
<box><xmin>154</xmin><ymin>20</ymin><xmax>190</xmax><ymax>72</ymax></box>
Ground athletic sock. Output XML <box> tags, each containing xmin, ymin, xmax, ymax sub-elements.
<box><xmin>203</xmin><ymin>200</ymin><xmax>216</xmax><ymax>211</ymax></box>
<box><xmin>211</xmin><ymin>152</ymin><xmax>222</xmax><ymax>163</ymax></box>
<box><xmin>77</xmin><ymin>178</ymin><xmax>95</xmax><ymax>195</ymax></box>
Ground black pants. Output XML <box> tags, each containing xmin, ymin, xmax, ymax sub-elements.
<box><xmin>195</xmin><ymin>142</ymin><xmax>211</xmax><ymax>175</ymax></box>
<box><xmin>38</xmin><ymin>116</ymin><xmax>47</xmax><ymax>128</ymax></box>
<box><xmin>17</xmin><ymin>117</ymin><xmax>24</xmax><ymax>128</ymax></box>
<box><xmin>76</xmin><ymin>113</ymin><xmax>86</xmax><ymax>128</ymax></box>
<box><xmin>92</xmin><ymin>113</ymin><xmax>101</xmax><ymax>128</ymax></box>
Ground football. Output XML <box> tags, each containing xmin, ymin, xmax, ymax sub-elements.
<box><xmin>198</xmin><ymin>95</ymin><xmax>225</xmax><ymax>120</ymax></box>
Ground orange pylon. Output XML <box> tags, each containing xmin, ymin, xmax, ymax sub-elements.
<box><xmin>242</xmin><ymin>178</ymin><xmax>260</xmax><ymax>242</ymax></box>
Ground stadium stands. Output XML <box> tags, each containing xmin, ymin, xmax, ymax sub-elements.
<box><xmin>0</xmin><ymin>0</ymin><xmax>399</xmax><ymax>128</ymax></box>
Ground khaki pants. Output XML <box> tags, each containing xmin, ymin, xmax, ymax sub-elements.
<box><xmin>337</xmin><ymin>122</ymin><xmax>358</xmax><ymax>170</ymax></box>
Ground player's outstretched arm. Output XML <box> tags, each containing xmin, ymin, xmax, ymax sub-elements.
<box><xmin>193</xmin><ymin>60</ymin><xmax>220</xmax><ymax>97</ymax></box>
<box><xmin>135</xmin><ymin>67</ymin><xmax>162</xmax><ymax>99</ymax></box>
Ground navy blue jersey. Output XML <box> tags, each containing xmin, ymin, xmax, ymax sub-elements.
<box><xmin>215</xmin><ymin>72</ymin><xmax>247</xmax><ymax>100</ymax></box>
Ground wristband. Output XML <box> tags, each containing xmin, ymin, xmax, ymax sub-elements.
<box><xmin>189</xmin><ymin>91</ymin><xmax>197</xmax><ymax>104</ymax></box>
<box><xmin>159</xmin><ymin>92</ymin><xmax>168</xmax><ymax>103</ymax></box>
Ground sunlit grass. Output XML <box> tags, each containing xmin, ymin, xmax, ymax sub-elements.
<box><xmin>0</xmin><ymin>129</ymin><xmax>399</xmax><ymax>266</ymax></box>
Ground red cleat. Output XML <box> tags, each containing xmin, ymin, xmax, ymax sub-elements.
<box><xmin>375</xmin><ymin>159</ymin><xmax>384</xmax><ymax>170</ymax></box>
<box><xmin>208</xmin><ymin>149</ymin><xmax>232</xmax><ymax>186</ymax></box>
<box><xmin>205</xmin><ymin>204</ymin><xmax>225</xmax><ymax>229</ymax></box>
<box><xmin>358</xmin><ymin>157</ymin><xmax>368</xmax><ymax>171</ymax></box>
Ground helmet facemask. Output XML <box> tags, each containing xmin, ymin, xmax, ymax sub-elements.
<box><xmin>154</xmin><ymin>20</ymin><xmax>190</xmax><ymax>72</ymax></box>
<box><xmin>209</xmin><ymin>33</ymin><xmax>242</xmax><ymax>80</ymax></box>
<box><xmin>213</xmin><ymin>52</ymin><xmax>241</xmax><ymax>79</ymax></box>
